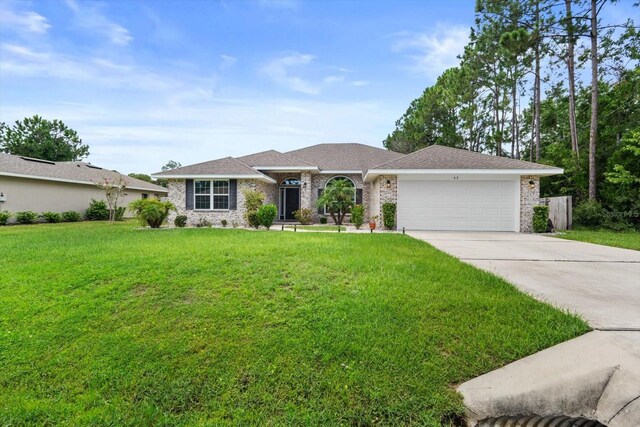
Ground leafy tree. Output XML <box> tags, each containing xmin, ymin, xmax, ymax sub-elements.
<box><xmin>242</xmin><ymin>189</ymin><xmax>264</xmax><ymax>228</ymax></box>
<box><xmin>602</xmin><ymin>129</ymin><xmax>640</xmax><ymax>228</ymax></box>
<box><xmin>0</xmin><ymin>115</ymin><xmax>88</xmax><ymax>161</ymax></box>
<box><xmin>161</xmin><ymin>160</ymin><xmax>182</xmax><ymax>171</ymax></box>
<box><xmin>317</xmin><ymin>178</ymin><xmax>355</xmax><ymax>225</ymax></box>
<box><xmin>96</xmin><ymin>176</ymin><xmax>128</xmax><ymax>223</ymax></box>
<box><xmin>128</xmin><ymin>173</ymin><xmax>153</xmax><ymax>183</ymax></box>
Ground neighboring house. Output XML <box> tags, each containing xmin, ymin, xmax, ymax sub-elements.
<box><xmin>151</xmin><ymin>143</ymin><xmax>563</xmax><ymax>232</ymax></box>
<box><xmin>0</xmin><ymin>153</ymin><xmax>167</xmax><ymax>220</ymax></box>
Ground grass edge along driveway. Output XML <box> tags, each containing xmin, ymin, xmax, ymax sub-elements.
<box><xmin>554</xmin><ymin>228</ymin><xmax>640</xmax><ymax>251</ymax></box>
<box><xmin>0</xmin><ymin>222</ymin><xmax>588</xmax><ymax>426</ymax></box>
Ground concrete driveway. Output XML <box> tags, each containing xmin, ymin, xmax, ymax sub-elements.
<box><xmin>407</xmin><ymin>231</ymin><xmax>640</xmax><ymax>425</ymax></box>
<box><xmin>407</xmin><ymin>231</ymin><xmax>640</xmax><ymax>330</ymax></box>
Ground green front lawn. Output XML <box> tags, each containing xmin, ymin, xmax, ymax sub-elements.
<box><xmin>555</xmin><ymin>228</ymin><xmax>640</xmax><ymax>251</ymax></box>
<box><xmin>284</xmin><ymin>224</ymin><xmax>347</xmax><ymax>231</ymax></box>
<box><xmin>0</xmin><ymin>222</ymin><xmax>587</xmax><ymax>425</ymax></box>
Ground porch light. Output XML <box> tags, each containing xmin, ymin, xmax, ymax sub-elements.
<box><xmin>386</xmin><ymin>180</ymin><xmax>391</xmax><ymax>189</ymax></box>
<box><xmin>528</xmin><ymin>180</ymin><xmax>535</xmax><ymax>189</ymax></box>
<box><xmin>303</xmin><ymin>182</ymin><xmax>307</xmax><ymax>189</ymax></box>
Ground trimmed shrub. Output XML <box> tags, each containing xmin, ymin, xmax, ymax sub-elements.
<box><xmin>350</xmin><ymin>205</ymin><xmax>365</xmax><ymax>229</ymax></box>
<box><xmin>114</xmin><ymin>206</ymin><xmax>126</xmax><ymax>221</ymax></box>
<box><xmin>195</xmin><ymin>217</ymin><xmax>211</xmax><ymax>228</ymax></box>
<box><xmin>16</xmin><ymin>211</ymin><xmax>38</xmax><ymax>224</ymax></box>
<box><xmin>62</xmin><ymin>211</ymin><xmax>81</xmax><ymax>222</ymax></box>
<box><xmin>532</xmin><ymin>205</ymin><xmax>549</xmax><ymax>233</ymax></box>
<box><xmin>573</xmin><ymin>200</ymin><xmax>605</xmax><ymax>228</ymax></box>
<box><xmin>382</xmin><ymin>202</ymin><xmax>396</xmax><ymax>230</ymax></box>
<box><xmin>85</xmin><ymin>199</ymin><xmax>109</xmax><ymax>220</ymax></box>
<box><xmin>247</xmin><ymin>211</ymin><xmax>260</xmax><ymax>229</ymax></box>
<box><xmin>257</xmin><ymin>204</ymin><xmax>277</xmax><ymax>230</ymax></box>
<box><xmin>0</xmin><ymin>211</ymin><xmax>11</xmax><ymax>226</ymax></box>
<box><xmin>294</xmin><ymin>208</ymin><xmax>312</xmax><ymax>225</ymax></box>
<box><xmin>129</xmin><ymin>199</ymin><xmax>176</xmax><ymax>228</ymax></box>
<box><xmin>221</xmin><ymin>219</ymin><xmax>228</xmax><ymax>227</ymax></box>
<box><xmin>41</xmin><ymin>212</ymin><xmax>62</xmax><ymax>223</ymax></box>
<box><xmin>174</xmin><ymin>215</ymin><xmax>188</xmax><ymax>228</ymax></box>
<box><xmin>242</xmin><ymin>189</ymin><xmax>264</xmax><ymax>228</ymax></box>
<box><xmin>320</xmin><ymin>216</ymin><xmax>328</xmax><ymax>224</ymax></box>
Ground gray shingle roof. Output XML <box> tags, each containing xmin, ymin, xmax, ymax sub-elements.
<box><xmin>286</xmin><ymin>143</ymin><xmax>403</xmax><ymax>172</ymax></box>
<box><xmin>236</xmin><ymin>150</ymin><xmax>316</xmax><ymax>168</ymax></box>
<box><xmin>371</xmin><ymin>145</ymin><xmax>561</xmax><ymax>170</ymax></box>
<box><xmin>0</xmin><ymin>153</ymin><xmax>167</xmax><ymax>192</ymax></box>
<box><xmin>153</xmin><ymin>156</ymin><xmax>273</xmax><ymax>179</ymax></box>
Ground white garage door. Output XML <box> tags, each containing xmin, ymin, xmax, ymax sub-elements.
<box><xmin>397</xmin><ymin>179</ymin><xmax>518</xmax><ymax>231</ymax></box>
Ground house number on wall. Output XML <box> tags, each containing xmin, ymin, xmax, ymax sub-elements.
<box><xmin>453</xmin><ymin>176</ymin><xmax>459</xmax><ymax>180</ymax></box>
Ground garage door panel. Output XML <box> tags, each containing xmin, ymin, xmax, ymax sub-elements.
<box><xmin>398</xmin><ymin>179</ymin><xmax>517</xmax><ymax>231</ymax></box>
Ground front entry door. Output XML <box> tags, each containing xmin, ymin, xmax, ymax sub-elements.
<box><xmin>280</xmin><ymin>187</ymin><xmax>300</xmax><ymax>221</ymax></box>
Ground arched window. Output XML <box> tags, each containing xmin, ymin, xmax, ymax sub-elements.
<box><xmin>280</xmin><ymin>177</ymin><xmax>302</xmax><ymax>186</ymax></box>
<box><xmin>323</xmin><ymin>176</ymin><xmax>356</xmax><ymax>215</ymax></box>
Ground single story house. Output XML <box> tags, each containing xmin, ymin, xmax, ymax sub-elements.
<box><xmin>0</xmin><ymin>153</ymin><xmax>167</xmax><ymax>220</ymax></box>
<box><xmin>151</xmin><ymin>143</ymin><xmax>562</xmax><ymax>232</ymax></box>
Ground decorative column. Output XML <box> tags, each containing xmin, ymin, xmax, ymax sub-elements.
<box><xmin>520</xmin><ymin>175</ymin><xmax>540</xmax><ymax>232</ymax></box>
<box><xmin>300</xmin><ymin>171</ymin><xmax>312</xmax><ymax>212</ymax></box>
<box><xmin>378</xmin><ymin>175</ymin><xmax>398</xmax><ymax>229</ymax></box>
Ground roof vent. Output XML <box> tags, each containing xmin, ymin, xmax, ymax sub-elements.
<box><xmin>86</xmin><ymin>164</ymin><xmax>103</xmax><ymax>170</ymax></box>
<box><xmin>20</xmin><ymin>156</ymin><xmax>55</xmax><ymax>165</ymax></box>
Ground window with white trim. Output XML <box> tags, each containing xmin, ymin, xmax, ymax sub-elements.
<box><xmin>195</xmin><ymin>179</ymin><xmax>229</xmax><ymax>210</ymax></box>
<box><xmin>324</xmin><ymin>176</ymin><xmax>356</xmax><ymax>215</ymax></box>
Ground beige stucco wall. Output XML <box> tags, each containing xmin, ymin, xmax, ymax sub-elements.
<box><xmin>0</xmin><ymin>176</ymin><xmax>163</xmax><ymax>221</ymax></box>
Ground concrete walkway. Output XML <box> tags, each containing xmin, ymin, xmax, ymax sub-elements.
<box><xmin>407</xmin><ymin>231</ymin><xmax>640</xmax><ymax>426</ymax></box>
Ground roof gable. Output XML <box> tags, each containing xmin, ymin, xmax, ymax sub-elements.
<box><xmin>372</xmin><ymin>145</ymin><xmax>561</xmax><ymax>171</ymax></box>
<box><xmin>236</xmin><ymin>150</ymin><xmax>315</xmax><ymax>168</ymax></box>
<box><xmin>286</xmin><ymin>143</ymin><xmax>402</xmax><ymax>172</ymax></box>
<box><xmin>153</xmin><ymin>156</ymin><xmax>275</xmax><ymax>182</ymax></box>
<box><xmin>0</xmin><ymin>153</ymin><xmax>167</xmax><ymax>192</ymax></box>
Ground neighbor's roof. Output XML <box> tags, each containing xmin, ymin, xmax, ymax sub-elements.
<box><xmin>236</xmin><ymin>149</ymin><xmax>316</xmax><ymax>169</ymax></box>
<box><xmin>152</xmin><ymin>156</ymin><xmax>276</xmax><ymax>183</ymax></box>
<box><xmin>0</xmin><ymin>153</ymin><xmax>168</xmax><ymax>192</ymax></box>
<box><xmin>369</xmin><ymin>145</ymin><xmax>563</xmax><ymax>173</ymax></box>
<box><xmin>286</xmin><ymin>143</ymin><xmax>403</xmax><ymax>172</ymax></box>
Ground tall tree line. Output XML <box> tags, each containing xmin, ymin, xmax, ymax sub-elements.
<box><xmin>384</xmin><ymin>0</ymin><xmax>638</xmax><ymax>221</ymax></box>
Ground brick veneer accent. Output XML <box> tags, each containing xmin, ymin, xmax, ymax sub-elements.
<box><xmin>168</xmin><ymin>179</ymin><xmax>262</xmax><ymax>227</ymax></box>
<box><xmin>520</xmin><ymin>175</ymin><xmax>540</xmax><ymax>232</ymax></box>
<box><xmin>375</xmin><ymin>175</ymin><xmax>398</xmax><ymax>229</ymax></box>
<box><xmin>309</xmin><ymin>173</ymin><xmax>369</xmax><ymax>222</ymax></box>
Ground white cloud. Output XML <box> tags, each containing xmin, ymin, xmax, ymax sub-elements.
<box><xmin>323</xmin><ymin>75</ymin><xmax>345</xmax><ymax>84</ymax></box>
<box><xmin>220</xmin><ymin>54</ymin><xmax>238</xmax><ymax>69</ymax></box>
<box><xmin>352</xmin><ymin>80</ymin><xmax>369</xmax><ymax>87</ymax></box>
<box><xmin>0</xmin><ymin>3</ymin><xmax>50</xmax><ymax>34</ymax></box>
<box><xmin>262</xmin><ymin>53</ymin><xmax>321</xmax><ymax>95</ymax></box>
<box><xmin>64</xmin><ymin>0</ymin><xmax>132</xmax><ymax>46</ymax></box>
<box><xmin>1</xmin><ymin>43</ymin><xmax>50</xmax><ymax>61</ymax></box>
<box><xmin>392</xmin><ymin>24</ymin><xmax>469</xmax><ymax>78</ymax></box>
<box><xmin>261</xmin><ymin>53</ymin><xmax>355</xmax><ymax>95</ymax></box>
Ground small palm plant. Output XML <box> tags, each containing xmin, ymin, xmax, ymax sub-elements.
<box><xmin>129</xmin><ymin>199</ymin><xmax>176</xmax><ymax>228</ymax></box>
<box><xmin>317</xmin><ymin>178</ymin><xmax>355</xmax><ymax>225</ymax></box>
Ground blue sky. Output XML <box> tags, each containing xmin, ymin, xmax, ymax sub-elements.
<box><xmin>0</xmin><ymin>0</ymin><xmax>635</xmax><ymax>174</ymax></box>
